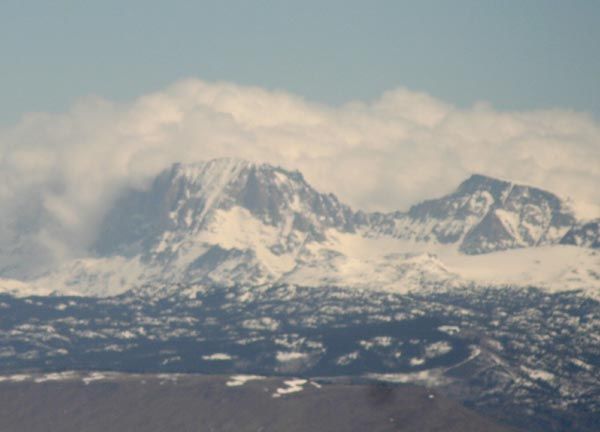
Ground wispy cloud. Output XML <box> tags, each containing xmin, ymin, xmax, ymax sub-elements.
<box><xmin>1</xmin><ymin>79</ymin><xmax>599</xmax><ymax>276</ymax></box>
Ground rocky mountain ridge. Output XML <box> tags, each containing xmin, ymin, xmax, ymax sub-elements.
<box><xmin>1</xmin><ymin>158</ymin><xmax>598</xmax><ymax>297</ymax></box>
<box><xmin>96</xmin><ymin>159</ymin><xmax>596</xmax><ymax>256</ymax></box>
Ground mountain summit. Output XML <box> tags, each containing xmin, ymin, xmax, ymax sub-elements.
<box><xmin>401</xmin><ymin>173</ymin><xmax>577</xmax><ymax>253</ymax></box>
<box><xmin>95</xmin><ymin>158</ymin><xmax>362</xmax><ymax>259</ymax></box>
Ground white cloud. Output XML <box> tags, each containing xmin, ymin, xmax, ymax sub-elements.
<box><xmin>0</xmin><ymin>78</ymin><xmax>599</xmax><ymax>276</ymax></box>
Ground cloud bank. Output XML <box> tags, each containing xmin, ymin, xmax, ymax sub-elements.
<box><xmin>1</xmin><ymin>79</ymin><xmax>599</xmax><ymax>276</ymax></box>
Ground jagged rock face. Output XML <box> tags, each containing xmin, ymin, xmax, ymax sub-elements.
<box><xmin>234</xmin><ymin>164</ymin><xmax>361</xmax><ymax>233</ymax></box>
<box><xmin>398</xmin><ymin>174</ymin><xmax>508</xmax><ymax>244</ymax></box>
<box><xmin>460</xmin><ymin>181</ymin><xmax>576</xmax><ymax>253</ymax></box>
<box><xmin>385</xmin><ymin>174</ymin><xmax>577</xmax><ymax>254</ymax></box>
<box><xmin>94</xmin><ymin>159</ymin><xmax>361</xmax><ymax>258</ymax></box>
<box><xmin>561</xmin><ymin>220</ymin><xmax>600</xmax><ymax>248</ymax></box>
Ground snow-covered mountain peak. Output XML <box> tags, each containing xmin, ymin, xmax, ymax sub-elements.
<box><xmin>93</xmin><ymin>159</ymin><xmax>359</xmax><ymax>259</ymax></box>
<box><xmin>151</xmin><ymin>158</ymin><xmax>346</xmax><ymax>228</ymax></box>
<box><xmin>455</xmin><ymin>173</ymin><xmax>512</xmax><ymax>198</ymax></box>
<box><xmin>392</xmin><ymin>173</ymin><xmax>577</xmax><ymax>254</ymax></box>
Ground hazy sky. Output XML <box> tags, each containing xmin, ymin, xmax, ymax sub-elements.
<box><xmin>2</xmin><ymin>1</ymin><xmax>600</xmax><ymax>126</ymax></box>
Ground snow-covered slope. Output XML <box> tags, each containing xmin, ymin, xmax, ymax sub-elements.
<box><xmin>3</xmin><ymin>158</ymin><xmax>599</xmax><ymax>298</ymax></box>
<box><xmin>0</xmin><ymin>278</ymin><xmax>78</xmax><ymax>297</ymax></box>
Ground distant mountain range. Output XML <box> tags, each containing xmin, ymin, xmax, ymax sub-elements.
<box><xmin>1</xmin><ymin>158</ymin><xmax>598</xmax><ymax>298</ymax></box>
<box><xmin>1</xmin><ymin>158</ymin><xmax>599</xmax><ymax>432</ymax></box>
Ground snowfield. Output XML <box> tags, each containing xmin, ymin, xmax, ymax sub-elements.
<box><xmin>7</xmin><ymin>230</ymin><xmax>597</xmax><ymax>299</ymax></box>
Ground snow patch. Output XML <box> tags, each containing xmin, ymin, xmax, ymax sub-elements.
<box><xmin>242</xmin><ymin>317</ymin><xmax>279</xmax><ymax>331</ymax></box>
<box><xmin>83</xmin><ymin>372</ymin><xmax>107</xmax><ymax>385</ymax></box>
<box><xmin>424</xmin><ymin>341</ymin><xmax>452</xmax><ymax>358</ymax></box>
<box><xmin>272</xmin><ymin>379</ymin><xmax>307</xmax><ymax>397</ymax></box>
<box><xmin>336</xmin><ymin>351</ymin><xmax>360</xmax><ymax>366</ymax></box>
<box><xmin>276</xmin><ymin>351</ymin><xmax>309</xmax><ymax>362</ymax></box>
<box><xmin>521</xmin><ymin>366</ymin><xmax>555</xmax><ymax>383</ymax></box>
<box><xmin>437</xmin><ymin>325</ymin><xmax>460</xmax><ymax>335</ymax></box>
<box><xmin>368</xmin><ymin>369</ymin><xmax>452</xmax><ymax>387</ymax></box>
<box><xmin>202</xmin><ymin>353</ymin><xmax>233</xmax><ymax>361</ymax></box>
<box><xmin>225</xmin><ymin>375</ymin><xmax>265</xmax><ymax>387</ymax></box>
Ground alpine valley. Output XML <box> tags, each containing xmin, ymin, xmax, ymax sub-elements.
<box><xmin>1</xmin><ymin>158</ymin><xmax>599</xmax><ymax>431</ymax></box>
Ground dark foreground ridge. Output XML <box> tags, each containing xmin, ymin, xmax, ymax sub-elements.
<box><xmin>0</xmin><ymin>373</ymin><xmax>516</xmax><ymax>432</ymax></box>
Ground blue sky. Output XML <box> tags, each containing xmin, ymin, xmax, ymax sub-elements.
<box><xmin>2</xmin><ymin>1</ymin><xmax>599</xmax><ymax>126</ymax></box>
